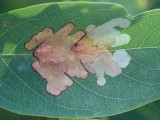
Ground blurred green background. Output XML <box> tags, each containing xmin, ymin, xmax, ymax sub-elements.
<box><xmin>93</xmin><ymin>0</ymin><xmax>160</xmax><ymax>15</ymax></box>
<box><xmin>0</xmin><ymin>0</ymin><xmax>91</xmax><ymax>14</ymax></box>
<box><xmin>1</xmin><ymin>0</ymin><xmax>160</xmax><ymax>120</ymax></box>
<box><xmin>1</xmin><ymin>100</ymin><xmax>160</xmax><ymax>120</ymax></box>
<box><xmin>1</xmin><ymin>0</ymin><xmax>160</xmax><ymax>15</ymax></box>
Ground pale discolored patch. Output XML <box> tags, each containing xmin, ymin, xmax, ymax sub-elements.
<box><xmin>25</xmin><ymin>18</ymin><xmax>131</xmax><ymax>96</ymax></box>
<box><xmin>25</xmin><ymin>23</ymin><xmax>87</xmax><ymax>96</ymax></box>
<box><xmin>84</xmin><ymin>50</ymin><xmax>131</xmax><ymax>86</ymax></box>
<box><xmin>92</xmin><ymin>18</ymin><xmax>131</xmax><ymax>48</ymax></box>
<box><xmin>74</xmin><ymin>18</ymin><xmax>131</xmax><ymax>86</ymax></box>
<box><xmin>111</xmin><ymin>34</ymin><xmax>130</xmax><ymax>47</ymax></box>
<box><xmin>32</xmin><ymin>62</ymin><xmax>73</xmax><ymax>96</ymax></box>
<box><xmin>25</xmin><ymin>28</ymin><xmax>53</xmax><ymax>50</ymax></box>
<box><xmin>89</xmin><ymin>55</ymin><xmax>122</xmax><ymax>86</ymax></box>
<box><xmin>110</xmin><ymin>50</ymin><xmax>131</xmax><ymax>68</ymax></box>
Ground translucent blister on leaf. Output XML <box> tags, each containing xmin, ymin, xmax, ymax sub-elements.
<box><xmin>75</xmin><ymin>18</ymin><xmax>131</xmax><ymax>86</ymax></box>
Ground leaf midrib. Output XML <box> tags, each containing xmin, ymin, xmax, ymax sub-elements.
<box><xmin>0</xmin><ymin>47</ymin><xmax>160</xmax><ymax>55</ymax></box>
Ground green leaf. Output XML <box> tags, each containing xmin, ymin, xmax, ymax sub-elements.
<box><xmin>93</xmin><ymin>0</ymin><xmax>150</xmax><ymax>16</ymax></box>
<box><xmin>0</xmin><ymin>2</ymin><xmax>160</xmax><ymax>118</ymax></box>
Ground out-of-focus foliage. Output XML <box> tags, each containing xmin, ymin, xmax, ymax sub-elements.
<box><xmin>0</xmin><ymin>108</ymin><xmax>58</xmax><ymax>120</ymax></box>
<box><xmin>109</xmin><ymin>100</ymin><xmax>160</xmax><ymax>120</ymax></box>
<box><xmin>0</xmin><ymin>0</ymin><xmax>91</xmax><ymax>14</ymax></box>
<box><xmin>93</xmin><ymin>0</ymin><xmax>159</xmax><ymax>15</ymax></box>
<box><xmin>1</xmin><ymin>100</ymin><xmax>160</xmax><ymax>120</ymax></box>
<box><xmin>1</xmin><ymin>0</ymin><xmax>159</xmax><ymax>15</ymax></box>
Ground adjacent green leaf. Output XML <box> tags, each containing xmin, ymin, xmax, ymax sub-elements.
<box><xmin>93</xmin><ymin>0</ymin><xmax>150</xmax><ymax>16</ymax></box>
<box><xmin>0</xmin><ymin>2</ymin><xmax>160</xmax><ymax>118</ymax></box>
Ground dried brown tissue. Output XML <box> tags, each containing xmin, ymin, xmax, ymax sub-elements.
<box><xmin>24</xmin><ymin>19</ymin><xmax>130</xmax><ymax>96</ymax></box>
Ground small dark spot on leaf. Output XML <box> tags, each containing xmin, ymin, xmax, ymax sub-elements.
<box><xmin>3</xmin><ymin>22</ymin><xmax>10</xmax><ymax>27</ymax></box>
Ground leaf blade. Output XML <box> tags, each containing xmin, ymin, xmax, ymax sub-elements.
<box><xmin>1</xmin><ymin>2</ymin><xmax>160</xmax><ymax>118</ymax></box>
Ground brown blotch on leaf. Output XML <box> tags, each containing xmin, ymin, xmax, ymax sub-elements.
<box><xmin>25</xmin><ymin>23</ymin><xmax>87</xmax><ymax>96</ymax></box>
<box><xmin>25</xmin><ymin>28</ymin><xmax>53</xmax><ymax>50</ymax></box>
<box><xmin>25</xmin><ymin>21</ymin><xmax>125</xmax><ymax>96</ymax></box>
<box><xmin>72</xmin><ymin>24</ymin><xmax>113</xmax><ymax>67</ymax></box>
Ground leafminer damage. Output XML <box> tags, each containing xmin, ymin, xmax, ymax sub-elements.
<box><xmin>25</xmin><ymin>18</ymin><xmax>131</xmax><ymax>96</ymax></box>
